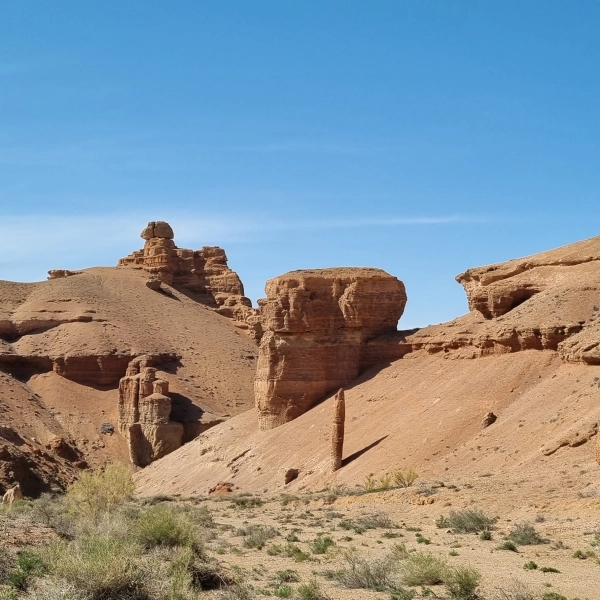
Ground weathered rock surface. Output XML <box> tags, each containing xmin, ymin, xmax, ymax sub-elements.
<box><xmin>118</xmin><ymin>222</ymin><xmax>257</xmax><ymax>330</ymax></box>
<box><xmin>456</xmin><ymin>235</ymin><xmax>600</xmax><ymax>319</ymax></box>
<box><xmin>118</xmin><ymin>358</ymin><xmax>184</xmax><ymax>467</ymax></box>
<box><xmin>255</xmin><ymin>268</ymin><xmax>406</xmax><ymax>429</ymax></box>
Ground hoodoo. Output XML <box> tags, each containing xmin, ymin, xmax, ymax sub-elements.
<box><xmin>254</xmin><ymin>267</ymin><xmax>406</xmax><ymax>429</ymax></box>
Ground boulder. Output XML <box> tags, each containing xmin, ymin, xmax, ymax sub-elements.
<box><xmin>254</xmin><ymin>268</ymin><xmax>406</xmax><ymax>429</ymax></box>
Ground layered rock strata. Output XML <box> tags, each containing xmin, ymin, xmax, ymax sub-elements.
<box><xmin>118</xmin><ymin>221</ymin><xmax>257</xmax><ymax>330</ymax></box>
<box><xmin>255</xmin><ymin>268</ymin><xmax>406</xmax><ymax>429</ymax></box>
<box><xmin>118</xmin><ymin>357</ymin><xmax>184</xmax><ymax>467</ymax></box>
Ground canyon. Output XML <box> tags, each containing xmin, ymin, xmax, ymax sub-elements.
<box><xmin>1</xmin><ymin>224</ymin><xmax>600</xmax><ymax>505</ymax></box>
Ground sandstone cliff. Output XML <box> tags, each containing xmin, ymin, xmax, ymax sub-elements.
<box><xmin>254</xmin><ymin>268</ymin><xmax>406</xmax><ymax>429</ymax></box>
<box><xmin>118</xmin><ymin>221</ymin><xmax>257</xmax><ymax>331</ymax></box>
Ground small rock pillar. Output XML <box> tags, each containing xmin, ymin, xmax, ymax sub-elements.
<box><xmin>331</xmin><ymin>388</ymin><xmax>345</xmax><ymax>471</ymax></box>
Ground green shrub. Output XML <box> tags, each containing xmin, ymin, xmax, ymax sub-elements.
<box><xmin>444</xmin><ymin>566</ymin><xmax>481</xmax><ymax>600</ymax></box>
<box><xmin>310</xmin><ymin>536</ymin><xmax>334</xmax><ymax>555</ymax></box>
<box><xmin>295</xmin><ymin>579</ymin><xmax>330</xmax><ymax>600</ymax></box>
<box><xmin>442</xmin><ymin>509</ymin><xmax>496</xmax><ymax>533</ymax></box>
<box><xmin>66</xmin><ymin>463</ymin><xmax>134</xmax><ymax>523</ymax></box>
<box><xmin>133</xmin><ymin>505</ymin><xmax>201</xmax><ymax>552</ymax></box>
<box><xmin>274</xmin><ymin>585</ymin><xmax>293</xmax><ymax>598</ymax></box>
<box><xmin>283</xmin><ymin>544</ymin><xmax>310</xmax><ymax>562</ymax></box>
<box><xmin>541</xmin><ymin>593</ymin><xmax>568</xmax><ymax>600</ymax></box>
<box><xmin>523</xmin><ymin>561</ymin><xmax>537</xmax><ymax>570</ymax></box>
<box><xmin>507</xmin><ymin>523</ymin><xmax>544</xmax><ymax>546</ymax></box>
<box><xmin>9</xmin><ymin>551</ymin><xmax>46</xmax><ymax>590</ymax></box>
<box><xmin>539</xmin><ymin>566</ymin><xmax>560</xmax><ymax>573</ymax></box>
<box><xmin>400</xmin><ymin>552</ymin><xmax>448</xmax><ymax>586</ymax></box>
<box><xmin>498</xmin><ymin>541</ymin><xmax>518</xmax><ymax>552</ymax></box>
<box><xmin>479</xmin><ymin>530</ymin><xmax>492</xmax><ymax>541</ymax></box>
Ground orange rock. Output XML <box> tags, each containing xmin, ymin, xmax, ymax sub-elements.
<box><xmin>254</xmin><ymin>268</ymin><xmax>406</xmax><ymax>429</ymax></box>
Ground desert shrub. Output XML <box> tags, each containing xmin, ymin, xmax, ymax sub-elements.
<box><xmin>442</xmin><ymin>509</ymin><xmax>496</xmax><ymax>533</ymax></box>
<box><xmin>479</xmin><ymin>530</ymin><xmax>492</xmax><ymax>541</ymax></box>
<box><xmin>310</xmin><ymin>535</ymin><xmax>334</xmax><ymax>555</ymax></box>
<box><xmin>283</xmin><ymin>544</ymin><xmax>310</xmax><ymax>562</ymax></box>
<box><xmin>363</xmin><ymin>474</ymin><xmax>377</xmax><ymax>492</ymax></box>
<box><xmin>393</xmin><ymin>469</ymin><xmax>418</xmax><ymax>488</ymax></box>
<box><xmin>295</xmin><ymin>579</ymin><xmax>330</xmax><ymax>600</ymax></box>
<box><xmin>229</xmin><ymin>496</ymin><xmax>263</xmax><ymax>510</ymax></box>
<box><xmin>274</xmin><ymin>570</ymin><xmax>299</xmax><ymax>585</ymax></box>
<box><xmin>237</xmin><ymin>525</ymin><xmax>278</xmax><ymax>550</ymax></box>
<box><xmin>8</xmin><ymin>551</ymin><xmax>46</xmax><ymax>590</ymax></box>
<box><xmin>444</xmin><ymin>565</ymin><xmax>481</xmax><ymax>600</ymax></box>
<box><xmin>339</xmin><ymin>512</ymin><xmax>395</xmax><ymax>534</ymax></box>
<box><xmin>274</xmin><ymin>585</ymin><xmax>293</xmax><ymax>598</ymax></box>
<box><xmin>498</xmin><ymin>541</ymin><xmax>518</xmax><ymax>552</ymax></box>
<box><xmin>523</xmin><ymin>561</ymin><xmax>537</xmax><ymax>570</ymax></box>
<box><xmin>541</xmin><ymin>593</ymin><xmax>568</xmax><ymax>600</ymax></box>
<box><xmin>66</xmin><ymin>463</ymin><xmax>134</xmax><ymax>523</ymax></box>
<box><xmin>400</xmin><ymin>552</ymin><xmax>448</xmax><ymax>586</ymax></box>
<box><xmin>493</xmin><ymin>579</ymin><xmax>537</xmax><ymax>600</ymax></box>
<box><xmin>133</xmin><ymin>505</ymin><xmax>201</xmax><ymax>553</ymax></box>
<box><xmin>379</xmin><ymin>474</ymin><xmax>393</xmax><ymax>490</ymax></box>
<box><xmin>331</xmin><ymin>552</ymin><xmax>400</xmax><ymax>591</ymax></box>
<box><xmin>42</xmin><ymin>536</ymin><xmax>145</xmax><ymax>599</ymax></box>
<box><xmin>539</xmin><ymin>566</ymin><xmax>559</xmax><ymax>573</ymax></box>
<box><xmin>507</xmin><ymin>523</ymin><xmax>544</xmax><ymax>546</ymax></box>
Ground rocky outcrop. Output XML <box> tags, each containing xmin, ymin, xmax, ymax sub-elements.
<box><xmin>118</xmin><ymin>222</ymin><xmax>257</xmax><ymax>330</ymax></box>
<box><xmin>118</xmin><ymin>357</ymin><xmax>183</xmax><ymax>467</ymax></box>
<box><xmin>255</xmin><ymin>268</ymin><xmax>406</xmax><ymax>429</ymax></box>
<box><xmin>456</xmin><ymin>235</ymin><xmax>600</xmax><ymax>319</ymax></box>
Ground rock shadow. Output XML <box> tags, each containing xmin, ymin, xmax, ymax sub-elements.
<box><xmin>342</xmin><ymin>435</ymin><xmax>388</xmax><ymax>467</ymax></box>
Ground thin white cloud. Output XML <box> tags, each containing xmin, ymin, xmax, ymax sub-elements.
<box><xmin>0</xmin><ymin>212</ymin><xmax>489</xmax><ymax>281</ymax></box>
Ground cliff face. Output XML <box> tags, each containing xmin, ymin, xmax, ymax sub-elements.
<box><xmin>254</xmin><ymin>268</ymin><xmax>406</xmax><ymax>429</ymax></box>
<box><xmin>118</xmin><ymin>221</ymin><xmax>257</xmax><ymax>331</ymax></box>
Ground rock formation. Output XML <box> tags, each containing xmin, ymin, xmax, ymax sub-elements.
<box><xmin>456</xmin><ymin>235</ymin><xmax>600</xmax><ymax>319</ymax></box>
<box><xmin>118</xmin><ymin>221</ymin><xmax>257</xmax><ymax>330</ymax></box>
<box><xmin>255</xmin><ymin>268</ymin><xmax>406</xmax><ymax>429</ymax></box>
<box><xmin>118</xmin><ymin>357</ymin><xmax>184</xmax><ymax>467</ymax></box>
<box><xmin>331</xmin><ymin>389</ymin><xmax>345</xmax><ymax>471</ymax></box>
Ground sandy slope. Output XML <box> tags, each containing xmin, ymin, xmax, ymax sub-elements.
<box><xmin>0</xmin><ymin>266</ymin><xmax>257</xmax><ymax>492</ymax></box>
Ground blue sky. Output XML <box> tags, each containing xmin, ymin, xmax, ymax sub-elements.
<box><xmin>1</xmin><ymin>1</ymin><xmax>599</xmax><ymax>328</ymax></box>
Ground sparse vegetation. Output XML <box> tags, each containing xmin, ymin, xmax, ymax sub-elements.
<box><xmin>507</xmin><ymin>522</ymin><xmax>545</xmax><ymax>546</ymax></box>
<box><xmin>237</xmin><ymin>525</ymin><xmax>279</xmax><ymax>549</ymax></box>
<box><xmin>437</xmin><ymin>508</ymin><xmax>496</xmax><ymax>533</ymax></box>
<box><xmin>444</xmin><ymin>565</ymin><xmax>481</xmax><ymax>600</ymax></box>
<box><xmin>400</xmin><ymin>551</ymin><xmax>449</xmax><ymax>586</ymax></box>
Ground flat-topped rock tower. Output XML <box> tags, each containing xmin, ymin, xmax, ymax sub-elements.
<box><xmin>254</xmin><ymin>267</ymin><xmax>407</xmax><ymax>429</ymax></box>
